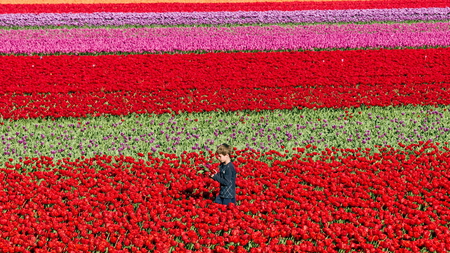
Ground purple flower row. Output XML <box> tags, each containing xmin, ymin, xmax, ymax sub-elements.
<box><xmin>0</xmin><ymin>7</ymin><xmax>449</xmax><ymax>27</ymax></box>
<box><xmin>1</xmin><ymin>107</ymin><xmax>447</xmax><ymax>161</ymax></box>
<box><xmin>2</xmin><ymin>22</ymin><xmax>450</xmax><ymax>54</ymax></box>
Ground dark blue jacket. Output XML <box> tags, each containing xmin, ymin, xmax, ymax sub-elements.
<box><xmin>212</xmin><ymin>162</ymin><xmax>236</xmax><ymax>199</ymax></box>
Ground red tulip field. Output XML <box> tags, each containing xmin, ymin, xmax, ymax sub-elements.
<box><xmin>1</xmin><ymin>142</ymin><xmax>450</xmax><ymax>252</ymax></box>
<box><xmin>1</xmin><ymin>0</ymin><xmax>450</xmax><ymax>252</ymax></box>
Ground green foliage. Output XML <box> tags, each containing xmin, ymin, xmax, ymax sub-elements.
<box><xmin>1</xmin><ymin>105</ymin><xmax>449</xmax><ymax>162</ymax></box>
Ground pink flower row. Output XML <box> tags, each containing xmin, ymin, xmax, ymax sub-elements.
<box><xmin>2</xmin><ymin>22</ymin><xmax>450</xmax><ymax>54</ymax></box>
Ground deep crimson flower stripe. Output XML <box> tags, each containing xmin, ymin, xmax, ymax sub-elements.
<box><xmin>1</xmin><ymin>83</ymin><xmax>450</xmax><ymax>119</ymax></box>
<box><xmin>1</xmin><ymin>0</ymin><xmax>450</xmax><ymax>14</ymax></box>
<box><xmin>2</xmin><ymin>48</ymin><xmax>450</xmax><ymax>93</ymax></box>
<box><xmin>2</xmin><ymin>48</ymin><xmax>450</xmax><ymax>119</ymax></box>
<box><xmin>1</xmin><ymin>143</ymin><xmax>449</xmax><ymax>252</ymax></box>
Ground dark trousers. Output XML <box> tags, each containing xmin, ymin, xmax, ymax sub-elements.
<box><xmin>214</xmin><ymin>195</ymin><xmax>236</xmax><ymax>205</ymax></box>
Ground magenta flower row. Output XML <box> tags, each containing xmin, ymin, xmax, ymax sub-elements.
<box><xmin>2</xmin><ymin>22</ymin><xmax>450</xmax><ymax>54</ymax></box>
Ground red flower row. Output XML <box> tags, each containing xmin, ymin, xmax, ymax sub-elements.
<box><xmin>1</xmin><ymin>48</ymin><xmax>450</xmax><ymax>119</ymax></box>
<box><xmin>1</xmin><ymin>142</ymin><xmax>449</xmax><ymax>252</ymax></box>
<box><xmin>3</xmin><ymin>49</ymin><xmax>449</xmax><ymax>94</ymax></box>
<box><xmin>1</xmin><ymin>83</ymin><xmax>449</xmax><ymax>119</ymax></box>
<box><xmin>2</xmin><ymin>0</ymin><xmax>450</xmax><ymax>14</ymax></box>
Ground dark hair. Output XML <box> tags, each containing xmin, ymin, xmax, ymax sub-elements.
<box><xmin>216</xmin><ymin>143</ymin><xmax>232</xmax><ymax>156</ymax></box>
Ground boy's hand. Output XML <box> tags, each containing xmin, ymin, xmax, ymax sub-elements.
<box><xmin>198</xmin><ymin>164</ymin><xmax>212</xmax><ymax>175</ymax></box>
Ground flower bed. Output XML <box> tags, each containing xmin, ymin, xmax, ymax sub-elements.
<box><xmin>4</xmin><ymin>22</ymin><xmax>450</xmax><ymax>54</ymax></box>
<box><xmin>1</xmin><ymin>0</ymin><xmax>450</xmax><ymax>252</ymax></box>
<box><xmin>4</xmin><ymin>49</ymin><xmax>450</xmax><ymax>94</ymax></box>
<box><xmin>1</xmin><ymin>49</ymin><xmax>450</xmax><ymax>119</ymax></box>
<box><xmin>1</xmin><ymin>105</ymin><xmax>450</xmax><ymax>161</ymax></box>
<box><xmin>2</xmin><ymin>84</ymin><xmax>450</xmax><ymax>119</ymax></box>
<box><xmin>1</xmin><ymin>142</ymin><xmax>449</xmax><ymax>252</ymax></box>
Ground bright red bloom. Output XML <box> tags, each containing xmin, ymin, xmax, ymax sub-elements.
<box><xmin>0</xmin><ymin>143</ymin><xmax>449</xmax><ymax>252</ymax></box>
<box><xmin>2</xmin><ymin>48</ymin><xmax>450</xmax><ymax>119</ymax></box>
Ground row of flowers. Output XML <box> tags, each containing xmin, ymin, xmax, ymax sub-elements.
<box><xmin>3</xmin><ymin>22</ymin><xmax>450</xmax><ymax>54</ymax></box>
<box><xmin>0</xmin><ymin>105</ymin><xmax>449</xmax><ymax>162</ymax></box>
<box><xmin>2</xmin><ymin>48</ymin><xmax>450</xmax><ymax>94</ymax></box>
<box><xmin>1</xmin><ymin>142</ymin><xmax>449</xmax><ymax>252</ymax></box>
<box><xmin>2</xmin><ymin>83</ymin><xmax>450</xmax><ymax>119</ymax></box>
<box><xmin>2</xmin><ymin>1</ymin><xmax>449</xmax><ymax>14</ymax></box>
<box><xmin>2</xmin><ymin>8</ymin><xmax>450</xmax><ymax>27</ymax></box>
<box><xmin>1</xmin><ymin>48</ymin><xmax>449</xmax><ymax>119</ymax></box>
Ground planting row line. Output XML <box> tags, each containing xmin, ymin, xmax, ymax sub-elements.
<box><xmin>1</xmin><ymin>143</ymin><xmax>449</xmax><ymax>252</ymax></box>
<box><xmin>2</xmin><ymin>48</ymin><xmax>450</xmax><ymax>94</ymax></box>
<box><xmin>2</xmin><ymin>83</ymin><xmax>450</xmax><ymax>119</ymax></box>
<box><xmin>1</xmin><ymin>106</ymin><xmax>449</xmax><ymax>162</ymax></box>
<box><xmin>2</xmin><ymin>1</ymin><xmax>450</xmax><ymax>14</ymax></box>
<box><xmin>2</xmin><ymin>8</ymin><xmax>450</xmax><ymax>28</ymax></box>
<box><xmin>3</xmin><ymin>22</ymin><xmax>450</xmax><ymax>54</ymax></box>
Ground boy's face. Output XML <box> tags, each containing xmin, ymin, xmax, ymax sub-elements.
<box><xmin>216</xmin><ymin>154</ymin><xmax>228</xmax><ymax>163</ymax></box>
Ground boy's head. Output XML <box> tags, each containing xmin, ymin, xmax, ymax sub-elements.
<box><xmin>216</xmin><ymin>143</ymin><xmax>232</xmax><ymax>156</ymax></box>
<box><xmin>216</xmin><ymin>143</ymin><xmax>232</xmax><ymax>163</ymax></box>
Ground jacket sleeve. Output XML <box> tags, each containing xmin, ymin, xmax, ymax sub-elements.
<box><xmin>212</xmin><ymin>166</ymin><xmax>232</xmax><ymax>186</ymax></box>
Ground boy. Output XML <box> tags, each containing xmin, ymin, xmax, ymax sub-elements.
<box><xmin>210</xmin><ymin>143</ymin><xmax>236</xmax><ymax>205</ymax></box>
